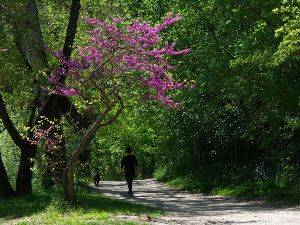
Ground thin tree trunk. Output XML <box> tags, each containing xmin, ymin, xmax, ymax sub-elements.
<box><xmin>63</xmin><ymin>0</ymin><xmax>81</xmax><ymax>60</ymax></box>
<box><xmin>63</xmin><ymin>104</ymin><xmax>123</xmax><ymax>203</ymax></box>
<box><xmin>63</xmin><ymin>164</ymin><xmax>75</xmax><ymax>202</ymax></box>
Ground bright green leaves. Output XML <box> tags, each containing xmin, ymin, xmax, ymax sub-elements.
<box><xmin>273</xmin><ymin>1</ymin><xmax>300</xmax><ymax>65</ymax></box>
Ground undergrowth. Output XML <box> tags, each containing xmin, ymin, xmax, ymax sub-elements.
<box><xmin>155</xmin><ymin>167</ymin><xmax>300</xmax><ymax>204</ymax></box>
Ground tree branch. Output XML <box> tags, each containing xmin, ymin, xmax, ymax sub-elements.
<box><xmin>63</xmin><ymin>0</ymin><xmax>81</xmax><ymax>61</ymax></box>
<box><xmin>0</xmin><ymin>93</ymin><xmax>26</xmax><ymax>149</ymax></box>
<box><xmin>38</xmin><ymin>0</ymin><xmax>81</xmax><ymax>119</ymax></box>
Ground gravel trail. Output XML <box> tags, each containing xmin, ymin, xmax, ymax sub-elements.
<box><xmin>88</xmin><ymin>179</ymin><xmax>300</xmax><ymax>225</ymax></box>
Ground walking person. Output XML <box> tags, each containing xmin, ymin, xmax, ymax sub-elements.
<box><xmin>94</xmin><ymin>168</ymin><xmax>100</xmax><ymax>186</ymax></box>
<box><xmin>121</xmin><ymin>147</ymin><xmax>138</xmax><ymax>197</ymax></box>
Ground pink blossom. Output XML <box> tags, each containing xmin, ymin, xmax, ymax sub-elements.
<box><xmin>48</xmin><ymin>13</ymin><xmax>192</xmax><ymax>110</ymax></box>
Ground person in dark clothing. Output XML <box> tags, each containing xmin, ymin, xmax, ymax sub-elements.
<box><xmin>94</xmin><ymin>168</ymin><xmax>100</xmax><ymax>186</ymax></box>
<box><xmin>121</xmin><ymin>147</ymin><xmax>138</xmax><ymax>197</ymax></box>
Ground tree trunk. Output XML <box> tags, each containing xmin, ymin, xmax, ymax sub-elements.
<box><xmin>23</xmin><ymin>0</ymin><xmax>49</xmax><ymax>71</ymax></box>
<box><xmin>37</xmin><ymin>0</ymin><xmax>81</xmax><ymax>184</ymax></box>
<box><xmin>63</xmin><ymin>164</ymin><xmax>75</xmax><ymax>203</ymax></box>
<box><xmin>63</xmin><ymin>0</ymin><xmax>81</xmax><ymax>60</ymax></box>
<box><xmin>0</xmin><ymin>93</ymin><xmax>36</xmax><ymax>196</ymax></box>
<box><xmin>16</xmin><ymin>143</ymin><xmax>37</xmax><ymax>196</ymax></box>
<box><xmin>62</xmin><ymin>109</ymin><xmax>109</xmax><ymax>203</ymax></box>
<box><xmin>0</xmin><ymin>151</ymin><xmax>15</xmax><ymax>197</ymax></box>
<box><xmin>63</xmin><ymin>104</ymin><xmax>123</xmax><ymax>203</ymax></box>
<box><xmin>45</xmin><ymin>127</ymin><xmax>67</xmax><ymax>185</ymax></box>
<box><xmin>1</xmin><ymin>0</ymin><xmax>81</xmax><ymax>194</ymax></box>
<box><xmin>12</xmin><ymin>0</ymin><xmax>49</xmax><ymax>192</ymax></box>
<box><xmin>37</xmin><ymin>95</ymin><xmax>66</xmax><ymax>185</ymax></box>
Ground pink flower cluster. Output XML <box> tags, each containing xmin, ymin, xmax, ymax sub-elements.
<box><xmin>48</xmin><ymin>13</ymin><xmax>191</xmax><ymax>109</ymax></box>
<box><xmin>26</xmin><ymin>117</ymin><xmax>62</xmax><ymax>148</ymax></box>
<box><xmin>27</xmin><ymin>126</ymin><xmax>61</xmax><ymax>148</ymax></box>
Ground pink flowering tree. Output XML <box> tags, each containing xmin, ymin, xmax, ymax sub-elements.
<box><xmin>44</xmin><ymin>13</ymin><xmax>191</xmax><ymax>202</ymax></box>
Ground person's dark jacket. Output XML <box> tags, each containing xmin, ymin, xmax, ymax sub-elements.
<box><xmin>121</xmin><ymin>154</ymin><xmax>138</xmax><ymax>178</ymax></box>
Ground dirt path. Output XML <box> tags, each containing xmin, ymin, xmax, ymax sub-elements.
<box><xmin>88</xmin><ymin>179</ymin><xmax>300</xmax><ymax>225</ymax></box>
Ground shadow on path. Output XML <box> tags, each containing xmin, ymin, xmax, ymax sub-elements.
<box><xmin>88</xmin><ymin>179</ymin><xmax>300</xmax><ymax>225</ymax></box>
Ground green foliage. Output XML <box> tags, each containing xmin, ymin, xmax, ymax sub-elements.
<box><xmin>118</xmin><ymin>0</ymin><xmax>300</xmax><ymax>200</ymax></box>
<box><xmin>162</xmin><ymin>176</ymin><xmax>300</xmax><ymax>204</ymax></box>
<box><xmin>1</xmin><ymin>0</ymin><xmax>299</xmax><ymax>204</ymax></box>
<box><xmin>91</xmin><ymin>105</ymin><xmax>160</xmax><ymax>180</ymax></box>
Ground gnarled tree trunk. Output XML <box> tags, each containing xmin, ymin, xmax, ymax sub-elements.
<box><xmin>14</xmin><ymin>0</ymin><xmax>47</xmax><ymax>193</ymax></box>
<box><xmin>38</xmin><ymin>0</ymin><xmax>81</xmax><ymax>185</ymax></box>
<box><xmin>16</xmin><ymin>143</ymin><xmax>37</xmax><ymax>196</ymax></box>
<box><xmin>0</xmin><ymin>0</ymin><xmax>82</xmax><ymax>195</ymax></box>
<box><xmin>0</xmin><ymin>93</ymin><xmax>36</xmax><ymax>196</ymax></box>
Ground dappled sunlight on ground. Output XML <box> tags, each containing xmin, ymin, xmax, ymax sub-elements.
<box><xmin>88</xmin><ymin>179</ymin><xmax>300</xmax><ymax>225</ymax></box>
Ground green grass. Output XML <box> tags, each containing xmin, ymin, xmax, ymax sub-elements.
<box><xmin>166</xmin><ymin>177</ymin><xmax>213</xmax><ymax>193</ymax></box>
<box><xmin>164</xmin><ymin>177</ymin><xmax>300</xmax><ymax>204</ymax></box>
<box><xmin>211</xmin><ymin>181</ymin><xmax>300</xmax><ymax>203</ymax></box>
<box><xmin>0</xmin><ymin>187</ymin><xmax>162</xmax><ymax>225</ymax></box>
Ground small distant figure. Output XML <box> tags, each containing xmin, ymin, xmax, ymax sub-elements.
<box><xmin>121</xmin><ymin>147</ymin><xmax>138</xmax><ymax>197</ymax></box>
<box><xmin>94</xmin><ymin>168</ymin><xmax>100</xmax><ymax>187</ymax></box>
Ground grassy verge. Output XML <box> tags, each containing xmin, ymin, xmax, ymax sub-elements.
<box><xmin>0</xmin><ymin>187</ymin><xmax>162</xmax><ymax>225</ymax></box>
<box><xmin>161</xmin><ymin>177</ymin><xmax>300</xmax><ymax>204</ymax></box>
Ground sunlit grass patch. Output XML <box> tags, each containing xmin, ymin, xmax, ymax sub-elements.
<box><xmin>167</xmin><ymin>177</ymin><xmax>211</xmax><ymax>193</ymax></box>
<box><xmin>0</xmin><ymin>187</ymin><xmax>161</xmax><ymax>225</ymax></box>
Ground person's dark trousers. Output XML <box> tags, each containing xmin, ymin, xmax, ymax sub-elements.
<box><xmin>126</xmin><ymin>176</ymin><xmax>134</xmax><ymax>195</ymax></box>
